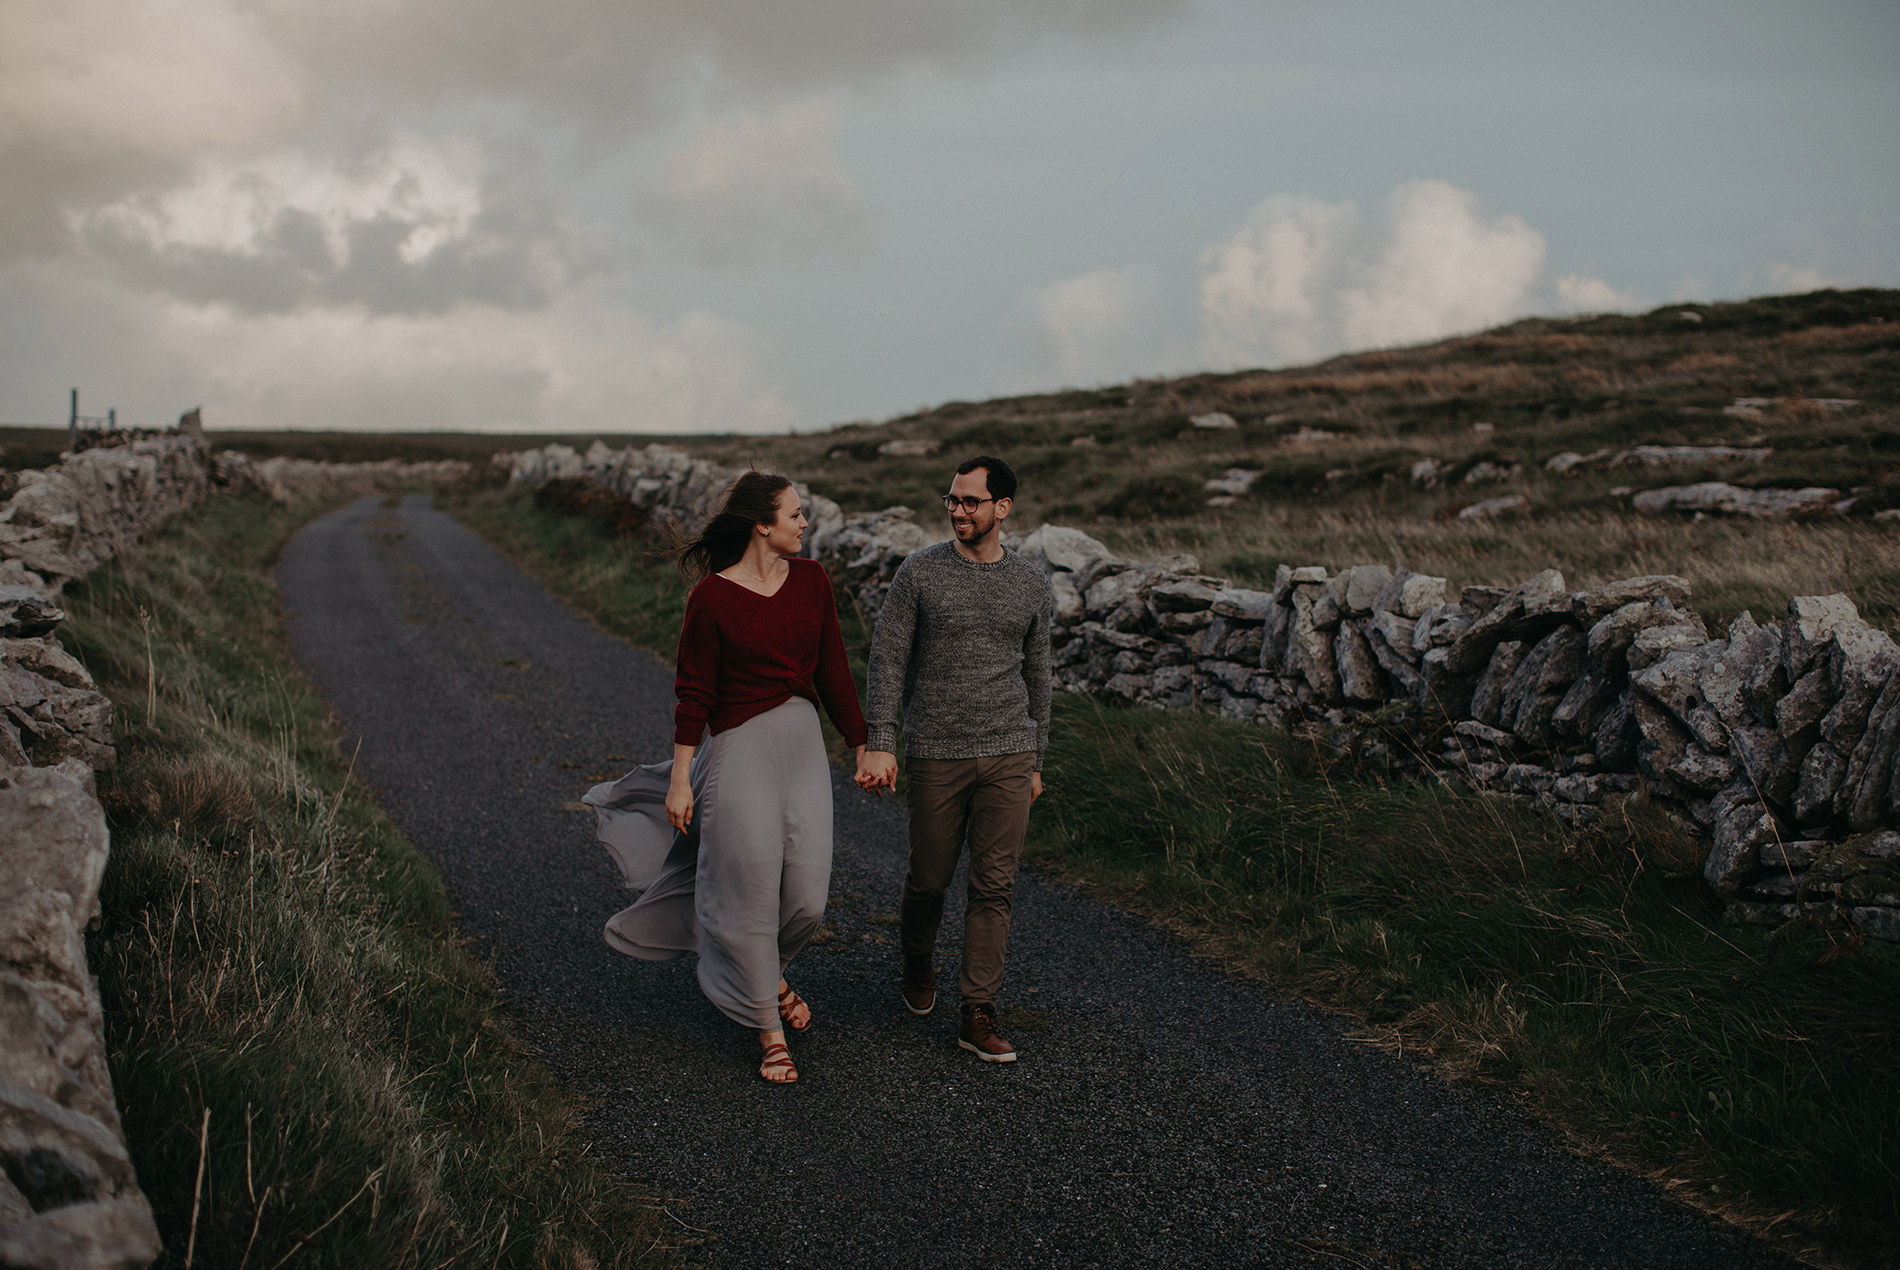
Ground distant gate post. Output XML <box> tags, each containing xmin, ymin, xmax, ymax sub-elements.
<box><xmin>69</xmin><ymin>387</ymin><xmax>77</xmax><ymax>449</ymax></box>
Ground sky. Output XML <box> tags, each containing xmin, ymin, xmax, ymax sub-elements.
<box><xmin>2</xmin><ymin>0</ymin><xmax>1896</xmax><ymax>435</ymax></box>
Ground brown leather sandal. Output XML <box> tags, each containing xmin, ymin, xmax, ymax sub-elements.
<box><xmin>759</xmin><ymin>1040</ymin><xmax>798</xmax><ymax>1084</ymax></box>
<box><xmin>777</xmin><ymin>982</ymin><xmax>813</xmax><ymax>1032</ymax></box>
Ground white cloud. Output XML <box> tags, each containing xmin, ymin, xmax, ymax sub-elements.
<box><xmin>1770</xmin><ymin>263</ymin><xmax>1834</xmax><ymax>293</ymax></box>
<box><xmin>1031</xmin><ymin>268</ymin><xmax>1148</xmax><ymax>385</ymax></box>
<box><xmin>1197</xmin><ymin>180</ymin><xmax>1552</xmax><ymax>369</ymax></box>
<box><xmin>65</xmin><ymin>136</ymin><xmax>606</xmax><ymax>316</ymax></box>
<box><xmin>148</xmin><ymin>287</ymin><xmax>796</xmax><ymax>433</ymax></box>
<box><xmin>640</xmin><ymin>101</ymin><xmax>870</xmax><ymax>267</ymax></box>
<box><xmin>2</xmin><ymin>263</ymin><xmax>795</xmax><ymax>434</ymax></box>
<box><xmin>1197</xmin><ymin>196</ymin><xmax>1352</xmax><ymax>367</ymax></box>
<box><xmin>1555</xmin><ymin>272</ymin><xmax>1642</xmax><ymax>313</ymax></box>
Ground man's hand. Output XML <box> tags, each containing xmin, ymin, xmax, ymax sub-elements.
<box><xmin>1030</xmin><ymin>770</ymin><xmax>1043</xmax><ymax>803</ymax></box>
<box><xmin>856</xmin><ymin>749</ymin><xmax>898</xmax><ymax>794</ymax></box>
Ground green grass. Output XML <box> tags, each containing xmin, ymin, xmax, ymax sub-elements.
<box><xmin>1032</xmin><ymin>698</ymin><xmax>1898</xmax><ymax>1267</ymax></box>
<box><xmin>448</xmin><ymin>485</ymin><xmax>1900</xmax><ymax>1269</ymax></box>
<box><xmin>61</xmin><ymin>492</ymin><xmax>674</xmax><ymax>1269</ymax></box>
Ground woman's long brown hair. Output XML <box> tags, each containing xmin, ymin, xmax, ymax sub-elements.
<box><xmin>671</xmin><ymin>471</ymin><xmax>793</xmax><ymax>583</ymax></box>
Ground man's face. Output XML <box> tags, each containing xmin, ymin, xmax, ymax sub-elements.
<box><xmin>946</xmin><ymin>468</ymin><xmax>1009</xmax><ymax>545</ymax></box>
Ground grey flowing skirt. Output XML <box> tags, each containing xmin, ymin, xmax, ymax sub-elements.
<box><xmin>584</xmin><ymin>696</ymin><xmax>832</xmax><ymax>1030</ymax></box>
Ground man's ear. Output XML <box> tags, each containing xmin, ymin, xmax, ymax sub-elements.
<box><xmin>994</xmin><ymin>496</ymin><xmax>1012</xmax><ymax>522</ymax></box>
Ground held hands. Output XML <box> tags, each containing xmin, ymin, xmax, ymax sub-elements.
<box><xmin>855</xmin><ymin>748</ymin><xmax>897</xmax><ymax>796</ymax></box>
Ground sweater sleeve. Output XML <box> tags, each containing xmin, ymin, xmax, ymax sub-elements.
<box><xmin>1023</xmin><ymin>572</ymin><xmax>1054</xmax><ymax>770</ymax></box>
<box><xmin>863</xmin><ymin>554</ymin><xmax>919</xmax><ymax>754</ymax></box>
<box><xmin>811</xmin><ymin>567</ymin><xmax>868</xmax><ymax>748</ymax></box>
<box><xmin>672</xmin><ymin>583</ymin><xmax>720</xmax><ymax>746</ymax></box>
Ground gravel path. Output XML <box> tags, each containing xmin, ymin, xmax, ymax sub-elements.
<box><xmin>277</xmin><ymin>494</ymin><xmax>1795</xmax><ymax>1269</ymax></box>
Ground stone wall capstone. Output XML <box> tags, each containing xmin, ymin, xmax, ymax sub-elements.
<box><xmin>504</xmin><ymin>440</ymin><xmax>1900</xmax><ymax>940</ymax></box>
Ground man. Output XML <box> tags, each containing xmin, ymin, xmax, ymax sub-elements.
<box><xmin>856</xmin><ymin>455</ymin><xmax>1053</xmax><ymax>1063</ymax></box>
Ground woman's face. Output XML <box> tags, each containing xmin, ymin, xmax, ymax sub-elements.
<box><xmin>763</xmin><ymin>486</ymin><xmax>807</xmax><ymax>557</ymax></box>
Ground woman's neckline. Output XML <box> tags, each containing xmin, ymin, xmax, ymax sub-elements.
<box><xmin>714</xmin><ymin>559</ymin><xmax>795</xmax><ymax>598</ymax></box>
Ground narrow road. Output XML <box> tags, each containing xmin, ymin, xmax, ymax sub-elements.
<box><xmin>277</xmin><ymin>494</ymin><xmax>1794</xmax><ymax>1269</ymax></box>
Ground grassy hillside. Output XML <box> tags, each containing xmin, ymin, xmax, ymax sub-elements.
<box><xmin>689</xmin><ymin>287</ymin><xmax>1900</xmax><ymax>632</ymax></box>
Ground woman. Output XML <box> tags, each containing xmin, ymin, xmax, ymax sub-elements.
<box><xmin>586</xmin><ymin>472</ymin><xmax>866</xmax><ymax>1083</ymax></box>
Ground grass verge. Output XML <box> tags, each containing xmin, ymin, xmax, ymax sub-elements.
<box><xmin>446</xmin><ymin>482</ymin><xmax>1899</xmax><ymax>1270</ymax></box>
<box><xmin>62</xmin><ymin>492</ymin><xmax>673</xmax><ymax>1269</ymax></box>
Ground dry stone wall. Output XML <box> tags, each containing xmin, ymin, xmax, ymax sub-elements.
<box><xmin>1</xmin><ymin>438</ymin><xmax>474</xmax><ymax>1266</ymax></box>
<box><xmin>508</xmin><ymin>440</ymin><xmax>1900</xmax><ymax>941</ymax></box>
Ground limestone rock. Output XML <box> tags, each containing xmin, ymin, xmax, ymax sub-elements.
<box><xmin>1626</xmin><ymin>620</ymin><xmax>1709</xmax><ymax>672</ymax></box>
<box><xmin>1012</xmin><ymin>525</ymin><xmax>1113</xmax><ymax>579</ymax></box>
<box><xmin>1795</xmin><ymin>742</ymin><xmax>1847</xmax><ymax>827</ymax></box>
<box><xmin>1594</xmin><ymin>691</ymin><xmax>1640</xmax><ymax>770</ymax></box>
<box><xmin>1470</xmin><ymin>641</ymin><xmax>1527</xmax><ymax>727</ymax></box>
<box><xmin>1366</xmin><ymin>625</ymin><xmax>1424</xmax><ymax>697</ymax></box>
<box><xmin>1633</xmin><ymin>482</ymin><xmax>1842</xmax><ymax>519</ymax></box>
<box><xmin>1335</xmin><ymin>622</ymin><xmax>1383</xmax><ymax>703</ymax></box>
<box><xmin>1551</xmin><ymin>669</ymin><xmax>1617</xmax><ymax>741</ymax></box>
<box><xmin>1781</xmin><ymin>594</ymin><xmax>1861</xmax><ymax>680</ymax></box>
<box><xmin>1669</xmin><ymin>749</ymin><xmax>1740</xmax><ymax>794</ymax></box>
<box><xmin>1049</xmin><ymin>573</ymin><xmax>1084</xmax><ymax>624</ymax></box>
<box><xmin>0</xmin><ymin>590</ymin><xmax>64</xmax><ymax>639</ymax></box>
<box><xmin>1411</xmin><ymin>603</ymin><xmax>1470</xmax><ymax>653</ymax></box>
<box><xmin>1370</xmin><ymin>611</ymin><xmax>1418</xmax><ymax>662</ymax></box>
<box><xmin>1775</xmin><ymin>664</ymin><xmax>1834</xmax><ymax>740</ymax></box>
<box><xmin>1731</xmin><ymin>725</ymin><xmax>1800</xmax><ymax>810</ymax></box>
<box><xmin>1287</xmin><ymin>590</ymin><xmax>1340</xmax><ymax>701</ymax></box>
<box><xmin>1210</xmin><ymin>588</ymin><xmax>1273</xmax><ymax>621</ymax></box>
<box><xmin>1445</xmin><ymin>569</ymin><xmax>1565</xmax><ymax>675</ymax></box>
<box><xmin>1840</xmin><ymin>674</ymin><xmax>1900</xmax><ymax>830</ymax></box>
<box><xmin>1507</xmin><ymin>625</ymin><xmax>1588</xmax><ymax>747</ymax></box>
<box><xmin>1342</xmin><ymin>565</ymin><xmax>1393</xmax><ymax>615</ymax></box>
<box><xmin>1705</xmin><ymin>784</ymin><xmax>1784</xmax><ymax>897</ymax></box>
<box><xmin>0</xmin><ymin>767</ymin><xmax>109</xmax><ymax>933</ymax></box>
<box><xmin>1149</xmin><ymin>579</ymin><xmax>1221</xmax><ymax>614</ymax></box>
<box><xmin>0</xmin><ymin>1196</ymin><xmax>160</xmax><ymax>1269</ymax></box>
<box><xmin>1634</xmin><ymin>696</ymin><xmax>1693</xmax><ymax>794</ymax></box>
<box><xmin>1571</xmin><ymin>575</ymin><xmax>1693</xmax><ymax>623</ymax></box>
<box><xmin>1457</xmin><ymin>494</ymin><xmax>1529</xmax><ymax>519</ymax></box>
<box><xmin>1819</xmin><ymin>626</ymin><xmax>1900</xmax><ymax>752</ymax></box>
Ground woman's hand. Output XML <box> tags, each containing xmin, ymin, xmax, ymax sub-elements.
<box><xmin>665</xmin><ymin>775</ymin><xmax>694</xmax><ymax>832</ymax></box>
<box><xmin>666</xmin><ymin>743</ymin><xmax>697</xmax><ymax>832</ymax></box>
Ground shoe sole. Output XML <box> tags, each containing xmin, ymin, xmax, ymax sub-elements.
<box><xmin>958</xmin><ymin>1038</ymin><xmax>1017</xmax><ymax>1063</ymax></box>
<box><xmin>902</xmin><ymin>991</ymin><xmax>935</xmax><ymax>1016</ymax></box>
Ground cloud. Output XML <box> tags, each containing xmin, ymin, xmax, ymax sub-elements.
<box><xmin>0</xmin><ymin>0</ymin><xmax>310</xmax><ymax>259</ymax></box>
<box><xmin>69</xmin><ymin>137</ymin><xmax>614</xmax><ymax>315</ymax></box>
<box><xmin>3</xmin><ymin>263</ymin><xmax>795</xmax><ymax>434</ymax></box>
<box><xmin>1770</xmin><ymin>263</ymin><xmax>1834</xmax><ymax>293</ymax></box>
<box><xmin>1198</xmin><ymin>180</ymin><xmax>1553</xmax><ymax>368</ymax></box>
<box><xmin>1</xmin><ymin>0</ymin><xmax>1187</xmax><ymax>433</ymax></box>
<box><xmin>1</xmin><ymin>0</ymin><xmax>1186</xmax><ymax>269</ymax></box>
<box><xmin>1028</xmin><ymin>268</ymin><xmax>1154</xmax><ymax>386</ymax></box>
<box><xmin>639</xmin><ymin>101</ymin><xmax>869</xmax><ymax>267</ymax></box>
<box><xmin>1554</xmin><ymin>272</ymin><xmax>1643</xmax><ymax>313</ymax></box>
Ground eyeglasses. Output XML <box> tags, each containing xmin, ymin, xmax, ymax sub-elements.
<box><xmin>940</xmin><ymin>495</ymin><xmax>995</xmax><ymax>513</ymax></box>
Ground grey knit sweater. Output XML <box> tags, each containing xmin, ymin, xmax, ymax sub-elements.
<box><xmin>865</xmin><ymin>541</ymin><xmax>1054</xmax><ymax>768</ymax></box>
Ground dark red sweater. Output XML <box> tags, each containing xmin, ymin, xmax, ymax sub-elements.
<box><xmin>672</xmin><ymin>558</ymin><xmax>868</xmax><ymax>749</ymax></box>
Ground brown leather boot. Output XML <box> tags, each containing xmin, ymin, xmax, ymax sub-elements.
<box><xmin>958</xmin><ymin>1002</ymin><xmax>1017</xmax><ymax>1063</ymax></box>
<box><xmin>900</xmin><ymin>954</ymin><xmax>936</xmax><ymax>1015</ymax></box>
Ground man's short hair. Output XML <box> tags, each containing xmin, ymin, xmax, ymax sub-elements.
<box><xmin>956</xmin><ymin>454</ymin><xmax>1017</xmax><ymax>502</ymax></box>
